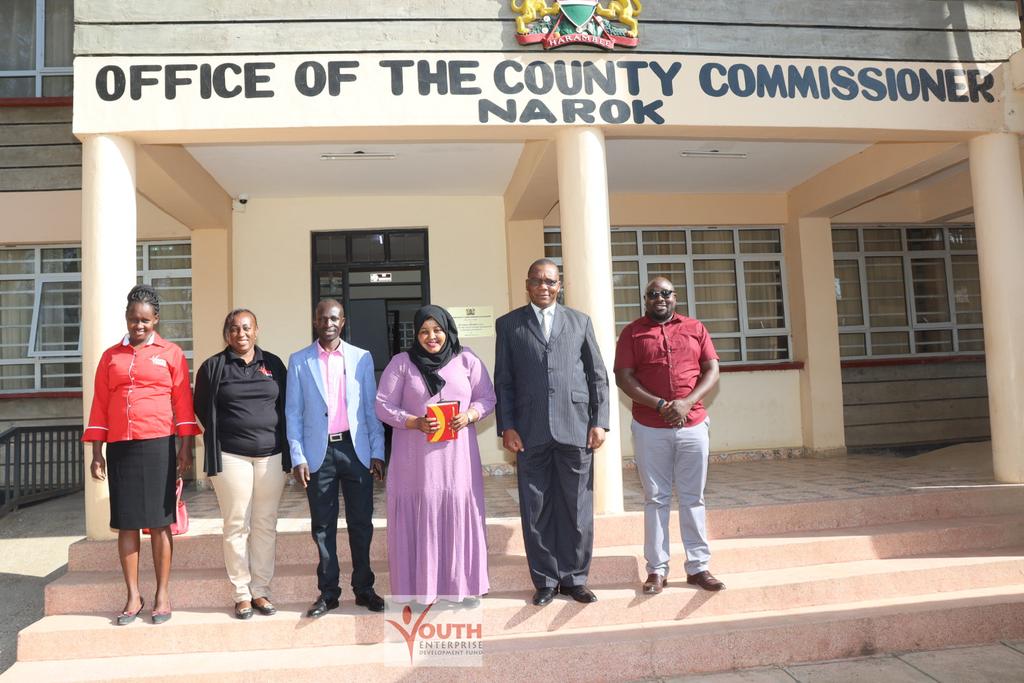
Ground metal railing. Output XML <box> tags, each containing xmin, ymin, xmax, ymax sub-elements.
<box><xmin>0</xmin><ymin>425</ymin><xmax>84</xmax><ymax>517</ymax></box>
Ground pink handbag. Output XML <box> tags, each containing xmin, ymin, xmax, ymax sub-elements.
<box><xmin>143</xmin><ymin>478</ymin><xmax>189</xmax><ymax>536</ymax></box>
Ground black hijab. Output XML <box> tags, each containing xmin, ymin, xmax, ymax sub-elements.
<box><xmin>407</xmin><ymin>305</ymin><xmax>462</xmax><ymax>398</ymax></box>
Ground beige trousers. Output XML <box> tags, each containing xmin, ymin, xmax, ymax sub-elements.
<box><xmin>211</xmin><ymin>451</ymin><xmax>286</xmax><ymax>602</ymax></box>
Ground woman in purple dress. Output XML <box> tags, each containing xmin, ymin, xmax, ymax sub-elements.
<box><xmin>375</xmin><ymin>305</ymin><xmax>496</xmax><ymax>605</ymax></box>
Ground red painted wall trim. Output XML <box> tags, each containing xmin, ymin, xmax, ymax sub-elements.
<box><xmin>0</xmin><ymin>391</ymin><xmax>82</xmax><ymax>400</ymax></box>
<box><xmin>721</xmin><ymin>361</ymin><xmax>804</xmax><ymax>372</ymax></box>
<box><xmin>841</xmin><ymin>354</ymin><xmax>985</xmax><ymax>369</ymax></box>
<box><xmin>0</xmin><ymin>97</ymin><xmax>73</xmax><ymax>107</ymax></box>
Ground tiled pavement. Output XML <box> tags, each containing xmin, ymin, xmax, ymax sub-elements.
<box><xmin>181</xmin><ymin>444</ymin><xmax>1005</xmax><ymax>534</ymax></box>
<box><xmin>650</xmin><ymin>642</ymin><xmax>1024</xmax><ymax>683</ymax></box>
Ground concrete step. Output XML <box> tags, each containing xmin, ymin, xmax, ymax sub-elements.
<box><xmin>9</xmin><ymin>585</ymin><xmax>1024</xmax><ymax>681</ymax></box>
<box><xmin>701</xmin><ymin>513</ymin><xmax>1024</xmax><ymax>573</ymax></box>
<box><xmin>61</xmin><ymin>512</ymin><xmax>1024</xmax><ymax>595</ymax></box>
<box><xmin>29</xmin><ymin>548</ymin><xmax>1024</xmax><ymax>655</ymax></box>
<box><xmin>45</xmin><ymin>552</ymin><xmax>643</xmax><ymax>615</ymax></box>
<box><xmin>65</xmin><ymin>486</ymin><xmax>1024</xmax><ymax>572</ymax></box>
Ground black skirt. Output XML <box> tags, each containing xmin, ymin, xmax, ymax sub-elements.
<box><xmin>106</xmin><ymin>435</ymin><xmax>176</xmax><ymax>530</ymax></box>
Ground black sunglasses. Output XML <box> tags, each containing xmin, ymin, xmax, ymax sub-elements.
<box><xmin>527</xmin><ymin>278</ymin><xmax>560</xmax><ymax>288</ymax></box>
<box><xmin>646</xmin><ymin>289</ymin><xmax>675</xmax><ymax>299</ymax></box>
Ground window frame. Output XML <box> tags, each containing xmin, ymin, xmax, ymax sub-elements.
<box><xmin>0</xmin><ymin>0</ymin><xmax>74</xmax><ymax>99</ymax></box>
<box><xmin>0</xmin><ymin>240</ymin><xmax>193</xmax><ymax>394</ymax></box>
<box><xmin>544</xmin><ymin>225</ymin><xmax>793</xmax><ymax>364</ymax></box>
<box><xmin>26</xmin><ymin>271</ymin><xmax>81</xmax><ymax>358</ymax></box>
<box><xmin>831</xmin><ymin>223</ymin><xmax>982</xmax><ymax>359</ymax></box>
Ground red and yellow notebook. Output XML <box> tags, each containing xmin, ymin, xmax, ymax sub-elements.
<box><xmin>425</xmin><ymin>400</ymin><xmax>460</xmax><ymax>443</ymax></box>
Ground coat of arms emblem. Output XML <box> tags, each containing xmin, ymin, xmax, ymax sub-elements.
<box><xmin>511</xmin><ymin>0</ymin><xmax>641</xmax><ymax>50</ymax></box>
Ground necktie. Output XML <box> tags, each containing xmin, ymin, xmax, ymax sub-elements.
<box><xmin>541</xmin><ymin>309</ymin><xmax>551</xmax><ymax>341</ymax></box>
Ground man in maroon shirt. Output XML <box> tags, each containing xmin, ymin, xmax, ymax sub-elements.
<box><xmin>614</xmin><ymin>276</ymin><xmax>724</xmax><ymax>594</ymax></box>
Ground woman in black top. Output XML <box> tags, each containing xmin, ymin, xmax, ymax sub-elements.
<box><xmin>194</xmin><ymin>309</ymin><xmax>289</xmax><ymax>620</ymax></box>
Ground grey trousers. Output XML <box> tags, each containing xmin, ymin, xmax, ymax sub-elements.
<box><xmin>632</xmin><ymin>418</ymin><xmax>711</xmax><ymax>576</ymax></box>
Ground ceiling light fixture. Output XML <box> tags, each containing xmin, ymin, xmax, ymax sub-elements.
<box><xmin>320</xmin><ymin>151</ymin><xmax>397</xmax><ymax>160</ymax></box>
<box><xmin>680</xmin><ymin>150</ymin><xmax>747</xmax><ymax>160</ymax></box>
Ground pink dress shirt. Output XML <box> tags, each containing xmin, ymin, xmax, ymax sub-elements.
<box><xmin>318</xmin><ymin>342</ymin><xmax>350</xmax><ymax>434</ymax></box>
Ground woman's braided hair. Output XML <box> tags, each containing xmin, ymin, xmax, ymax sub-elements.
<box><xmin>126</xmin><ymin>284</ymin><xmax>160</xmax><ymax>315</ymax></box>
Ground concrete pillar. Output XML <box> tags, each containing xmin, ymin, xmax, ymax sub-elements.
<box><xmin>782</xmin><ymin>215</ymin><xmax>846</xmax><ymax>454</ymax></box>
<box><xmin>968</xmin><ymin>133</ymin><xmax>1024</xmax><ymax>483</ymax></box>
<box><xmin>81</xmin><ymin>135</ymin><xmax>138</xmax><ymax>540</ymax></box>
<box><xmin>556</xmin><ymin>127</ymin><xmax>624</xmax><ymax>514</ymax></box>
<box><xmin>189</xmin><ymin>227</ymin><xmax>233</xmax><ymax>489</ymax></box>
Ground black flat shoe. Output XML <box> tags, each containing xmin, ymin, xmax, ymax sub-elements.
<box><xmin>354</xmin><ymin>589</ymin><xmax>385</xmax><ymax>613</ymax></box>
<box><xmin>115</xmin><ymin>597</ymin><xmax>144</xmax><ymax>626</ymax></box>
<box><xmin>252</xmin><ymin>597</ymin><xmax>276</xmax><ymax>616</ymax></box>
<box><xmin>151</xmin><ymin>609</ymin><xmax>172</xmax><ymax>625</ymax></box>
<box><xmin>234</xmin><ymin>601</ymin><xmax>253</xmax><ymax>620</ymax></box>
<box><xmin>559</xmin><ymin>585</ymin><xmax>598</xmax><ymax>603</ymax></box>
<box><xmin>532</xmin><ymin>587</ymin><xmax>557</xmax><ymax>606</ymax></box>
<box><xmin>306</xmin><ymin>597</ymin><xmax>340</xmax><ymax>618</ymax></box>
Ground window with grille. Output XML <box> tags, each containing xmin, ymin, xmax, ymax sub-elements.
<box><xmin>0</xmin><ymin>0</ymin><xmax>73</xmax><ymax>98</ymax></box>
<box><xmin>831</xmin><ymin>224</ymin><xmax>982</xmax><ymax>358</ymax></box>
<box><xmin>0</xmin><ymin>241</ymin><xmax>192</xmax><ymax>392</ymax></box>
<box><xmin>544</xmin><ymin>226</ymin><xmax>791</xmax><ymax>363</ymax></box>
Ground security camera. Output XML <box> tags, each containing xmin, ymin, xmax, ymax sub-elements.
<box><xmin>237</xmin><ymin>194</ymin><xmax>249</xmax><ymax>205</ymax></box>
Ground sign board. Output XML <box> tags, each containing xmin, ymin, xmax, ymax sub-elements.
<box><xmin>370</xmin><ymin>273</ymin><xmax>393</xmax><ymax>283</ymax></box>
<box><xmin>448</xmin><ymin>306</ymin><xmax>495</xmax><ymax>339</ymax></box>
<box><xmin>73</xmin><ymin>53</ymin><xmax>1003</xmax><ymax>136</ymax></box>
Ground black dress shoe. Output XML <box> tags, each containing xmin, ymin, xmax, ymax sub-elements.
<box><xmin>532</xmin><ymin>587</ymin><xmax>557</xmax><ymax>606</ymax></box>
<box><xmin>559</xmin><ymin>585</ymin><xmax>598</xmax><ymax>603</ymax></box>
<box><xmin>306</xmin><ymin>597</ymin><xmax>340</xmax><ymax>618</ymax></box>
<box><xmin>354</xmin><ymin>590</ymin><xmax>385</xmax><ymax>613</ymax></box>
<box><xmin>686</xmin><ymin>570</ymin><xmax>726</xmax><ymax>592</ymax></box>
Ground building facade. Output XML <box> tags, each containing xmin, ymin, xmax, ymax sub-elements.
<box><xmin>3</xmin><ymin>1</ymin><xmax>1024</xmax><ymax>538</ymax></box>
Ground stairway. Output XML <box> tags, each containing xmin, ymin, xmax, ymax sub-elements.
<box><xmin>5</xmin><ymin>486</ymin><xmax>1024</xmax><ymax>681</ymax></box>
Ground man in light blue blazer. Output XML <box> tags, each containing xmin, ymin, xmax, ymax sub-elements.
<box><xmin>286</xmin><ymin>299</ymin><xmax>386</xmax><ymax>616</ymax></box>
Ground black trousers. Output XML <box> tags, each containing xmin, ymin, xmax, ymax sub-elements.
<box><xmin>306</xmin><ymin>437</ymin><xmax>375</xmax><ymax>601</ymax></box>
<box><xmin>516</xmin><ymin>441</ymin><xmax>594</xmax><ymax>589</ymax></box>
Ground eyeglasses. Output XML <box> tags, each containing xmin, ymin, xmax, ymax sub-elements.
<box><xmin>646</xmin><ymin>289</ymin><xmax>675</xmax><ymax>299</ymax></box>
<box><xmin>527</xmin><ymin>278</ymin><xmax>560</xmax><ymax>288</ymax></box>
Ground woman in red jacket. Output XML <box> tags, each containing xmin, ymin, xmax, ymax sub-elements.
<box><xmin>84</xmin><ymin>284</ymin><xmax>200</xmax><ymax>625</ymax></box>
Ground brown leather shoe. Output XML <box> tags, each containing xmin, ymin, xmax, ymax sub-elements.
<box><xmin>686</xmin><ymin>570</ymin><xmax>725</xmax><ymax>592</ymax></box>
<box><xmin>642</xmin><ymin>573</ymin><xmax>667</xmax><ymax>595</ymax></box>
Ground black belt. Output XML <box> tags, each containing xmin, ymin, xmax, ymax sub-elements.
<box><xmin>328</xmin><ymin>431</ymin><xmax>349</xmax><ymax>443</ymax></box>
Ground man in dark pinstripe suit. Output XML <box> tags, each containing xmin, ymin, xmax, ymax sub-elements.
<box><xmin>495</xmin><ymin>258</ymin><xmax>611</xmax><ymax>606</ymax></box>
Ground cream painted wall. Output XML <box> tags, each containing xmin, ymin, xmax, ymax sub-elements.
<box><xmin>504</xmin><ymin>219</ymin><xmax>545</xmax><ymax>309</ymax></box>
<box><xmin>615</xmin><ymin>370</ymin><xmax>804</xmax><ymax>458</ymax></box>
<box><xmin>231</xmin><ymin>195</ymin><xmax>510</xmax><ymax>465</ymax></box>
<box><xmin>1</xmin><ymin>190</ymin><xmax>190</xmax><ymax>245</ymax></box>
